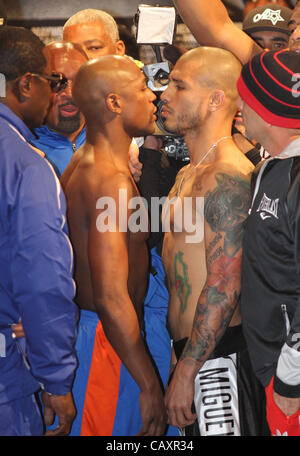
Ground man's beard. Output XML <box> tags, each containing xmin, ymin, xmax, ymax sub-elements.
<box><xmin>164</xmin><ymin>111</ymin><xmax>201</xmax><ymax>136</ymax></box>
<box><xmin>56</xmin><ymin>110</ymin><xmax>81</xmax><ymax>135</ymax></box>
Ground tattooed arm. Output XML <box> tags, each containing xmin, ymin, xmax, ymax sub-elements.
<box><xmin>165</xmin><ymin>171</ymin><xmax>251</xmax><ymax>428</ymax></box>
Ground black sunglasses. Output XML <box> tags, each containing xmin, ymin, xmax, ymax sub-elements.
<box><xmin>30</xmin><ymin>71</ymin><xmax>68</xmax><ymax>93</ymax></box>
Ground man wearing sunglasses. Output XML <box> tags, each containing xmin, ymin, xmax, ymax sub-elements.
<box><xmin>0</xmin><ymin>26</ymin><xmax>78</xmax><ymax>436</ymax></box>
<box><xmin>30</xmin><ymin>71</ymin><xmax>68</xmax><ymax>93</ymax></box>
<box><xmin>32</xmin><ymin>42</ymin><xmax>88</xmax><ymax>177</ymax></box>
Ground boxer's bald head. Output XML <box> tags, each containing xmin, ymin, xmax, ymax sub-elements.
<box><xmin>177</xmin><ymin>46</ymin><xmax>242</xmax><ymax>105</ymax></box>
<box><xmin>73</xmin><ymin>55</ymin><xmax>138</xmax><ymax>118</ymax></box>
<box><xmin>73</xmin><ymin>55</ymin><xmax>156</xmax><ymax>136</ymax></box>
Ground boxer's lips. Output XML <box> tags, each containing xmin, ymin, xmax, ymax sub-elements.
<box><xmin>160</xmin><ymin>106</ymin><xmax>172</xmax><ymax>118</ymax></box>
<box><xmin>149</xmin><ymin>105</ymin><xmax>157</xmax><ymax>121</ymax></box>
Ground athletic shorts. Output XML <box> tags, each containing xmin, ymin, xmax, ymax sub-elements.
<box><xmin>64</xmin><ymin>247</ymin><xmax>178</xmax><ymax>436</ymax></box>
<box><xmin>173</xmin><ymin>325</ymin><xmax>270</xmax><ymax>436</ymax></box>
<box><xmin>265</xmin><ymin>377</ymin><xmax>300</xmax><ymax>436</ymax></box>
<box><xmin>61</xmin><ymin>309</ymin><xmax>142</xmax><ymax>436</ymax></box>
<box><xmin>71</xmin><ymin>308</ymin><xmax>178</xmax><ymax>436</ymax></box>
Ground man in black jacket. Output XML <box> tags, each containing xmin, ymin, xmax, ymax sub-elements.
<box><xmin>237</xmin><ymin>49</ymin><xmax>300</xmax><ymax>436</ymax></box>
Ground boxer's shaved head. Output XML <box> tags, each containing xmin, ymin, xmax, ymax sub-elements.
<box><xmin>72</xmin><ymin>55</ymin><xmax>156</xmax><ymax>136</ymax></box>
<box><xmin>73</xmin><ymin>55</ymin><xmax>140</xmax><ymax>120</ymax></box>
<box><xmin>177</xmin><ymin>46</ymin><xmax>242</xmax><ymax>104</ymax></box>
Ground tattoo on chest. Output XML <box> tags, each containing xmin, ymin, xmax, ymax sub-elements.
<box><xmin>174</xmin><ymin>251</ymin><xmax>191</xmax><ymax>314</ymax></box>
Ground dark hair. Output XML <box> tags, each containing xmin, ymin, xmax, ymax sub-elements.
<box><xmin>0</xmin><ymin>26</ymin><xmax>46</xmax><ymax>80</ymax></box>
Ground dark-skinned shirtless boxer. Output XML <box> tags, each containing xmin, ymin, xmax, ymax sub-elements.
<box><xmin>61</xmin><ymin>55</ymin><xmax>166</xmax><ymax>436</ymax></box>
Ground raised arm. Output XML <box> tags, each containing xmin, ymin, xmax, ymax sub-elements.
<box><xmin>173</xmin><ymin>0</ymin><xmax>262</xmax><ymax>64</ymax></box>
<box><xmin>87</xmin><ymin>176</ymin><xmax>166</xmax><ymax>436</ymax></box>
<box><xmin>165</xmin><ymin>169</ymin><xmax>251</xmax><ymax>428</ymax></box>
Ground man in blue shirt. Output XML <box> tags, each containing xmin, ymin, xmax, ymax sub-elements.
<box><xmin>0</xmin><ymin>26</ymin><xmax>78</xmax><ymax>436</ymax></box>
<box><xmin>32</xmin><ymin>42</ymin><xmax>88</xmax><ymax>177</ymax></box>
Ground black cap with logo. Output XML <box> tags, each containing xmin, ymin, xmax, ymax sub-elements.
<box><xmin>243</xmin><ymin>3</ymin><xmax>292</xmax><ymax>36</ymax></box>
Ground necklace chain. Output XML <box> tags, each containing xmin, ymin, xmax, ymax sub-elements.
<box><xmin>177</xmin><ymin>136</ymin><xmax>232</xmax><ymax>196</ymax></box>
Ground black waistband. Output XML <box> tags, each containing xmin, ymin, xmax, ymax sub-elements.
<box><xmin>173</xmin><ymin>325</ymin><xmax>246</xmax><ymax>360</ymax></box>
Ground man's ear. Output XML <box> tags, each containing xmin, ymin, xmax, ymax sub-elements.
<box><xmin>106</xmin><ymin>92</ymin><xmax>122</xmax><ymax>114</ymax></box>
<box><xmin>115</xmin><ymin>40</ymin><xmax>126</xmax><ymax>56</ymax></box>
<box><xmin>15</xmin><ymin>73</ymin><xmax>32</xmax><ymax>101</ymax></box>
<box><xmin>208</xmin><ymin>90</ymin><xmax>225</xmax><ymax>112</ymax></box>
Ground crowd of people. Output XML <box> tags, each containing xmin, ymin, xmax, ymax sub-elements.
<box><xmin>0</xmin><ymin>0</ymin><xmax>300</xmax><ymax>438</ymax></box>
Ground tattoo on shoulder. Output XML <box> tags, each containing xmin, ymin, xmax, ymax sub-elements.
<box><xmin>174</xmin><ymin>251</ymin><xmax>192</xmax><ymax>315</ymax></box>
<box><xmin>204</xmin><ymin>173</ymin><xmax>251</xmax><ymax>257</ymax></box>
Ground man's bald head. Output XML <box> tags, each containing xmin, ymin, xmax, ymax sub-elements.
<box><xmin>73</xmin><ymin>55</ymin><xmax>156</xmax><ymax>137</ymax></box>
<box><xmin>73</xmin><ymin>55</ymin><xmax>145</xmax><ymax>122</ymax></box>
<box><xmin>44</xmin><ymin>41</ymin><xmax>88</xmax><ymax>60</ymax></box>
<box><xmin>73</xmin><ymin>55</ymin><xmax>136</xmax><ymax>111</ymax></box>
<box><xmin>176</xmin><ymin>46</ymin><xmax>242</xmax><ymax>104</ymax></box>
<box><xmin>43</xmin><ymin>41</ymin><xmax>88</xmax><ymax>79</ymax></box>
